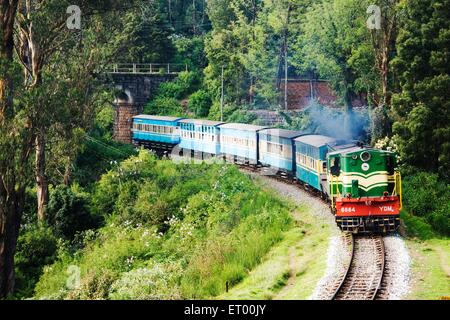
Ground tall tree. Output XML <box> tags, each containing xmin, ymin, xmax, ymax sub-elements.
<box><xmin>392</xmin><ymin>0</ymin><xmax>450</xmax><ymax>178</ymax></box>
<box><xmin>204</xmin><ymin>0</ymin><xmax>253</xmax><ymax>106</ymax></box>
<box><xmin>294</xmin><ymin>0</ymin><xmax>372</xmax><ymax>109</ymax></box>
<box><xmin>0</xmin><ymin>0</ymin><xmax>27</xmax><ymax>298</ymax></box>
<box><xmin>369</xmin><ymin>0</ymin><xmax>399</xmax><ymax>107</ymax></box>
<box><xmin>15</xmin><ymin>0</ymin><xmax>140</xmax><ymax>221</ymax></box>
<box><xmin>0</xmin><ymin>0</ymin><xmax>139</xmax><ymax>297</ymax></box>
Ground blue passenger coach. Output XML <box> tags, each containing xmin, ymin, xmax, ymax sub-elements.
<box><xmin>219</xmin><ymin>123</ymin><xmax>268</xmax><ymax>163</ymax></box>
<box><xmin>294</xmin><ymin>135</ymin><xmax>337</xmax><ymax>192</ymax></box>
<box><xmin>179</xmin><ymin>119</ymin><xmax>224</xmax><ymax>155</ymax></box>
<box><xmin>132</xmin><ymin>115</ymin><xmax>184</xmax><ymax>145</ymax></box>
<box><xmin>258</xmin><ymin>129</ymin><xmax>306</xmax><ymax>173</ymax></box>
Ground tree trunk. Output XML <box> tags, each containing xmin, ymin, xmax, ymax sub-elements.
<box><xmin>0</xmin><ymin>183</ymin><xmax>25</xmax><ymax>298</ymax></box>
<box><xmin>0</xmin><ymin>0</ymin><xmax>21</xmax><ymax>298</ymax></box>
<box><xmin>35</xmin><ymin>131</ymin><xmax>48</xmax><ymax>221</ymax></box>
<box><xmin>63</xmin><ymin>157</ymin><xmax>72</xmax><ymax>186</ymax></box>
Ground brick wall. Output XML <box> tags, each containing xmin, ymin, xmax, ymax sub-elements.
<box><xmin>280</xmin><ymin>80</ymin><xmax>366</xmax><ymax>109</ymax></box>
<box><xmin>113</xmin><ymin>102</ymin><xmax>143</xmax><ymax>143</ymax></box>
<box><xmin>111</xmin><ymin>74</ymin><xmax>176</xmax><ymax>144</ymax></box>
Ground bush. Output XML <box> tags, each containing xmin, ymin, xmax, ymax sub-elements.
<box><xmin>173</xmin><ymin>36</ymin><xmax>206</xmax><ymax>69</ymax></box>
<box><xmin>47</xmin><ymin>185</ymin><xmax>99</xmax><ymax>240</ymax></box>
<box><xmin>109</xmin><ymin>263</ymin><xmax>182</xmax><ymax>300</ymax></box>
<box><xmin>188</xmin><ymin>90</ymin><xmax>211</xmax><ymax>117</ymax></box>
<box><xmin>144</xmin><ymin>96</ymin><xmax>183</xmax><ymax>116</ymax></box>
<box><xmin>153</xmin><ymin>71</ymin><xmax>200</xmax><ymax>101</ymax></box>
<box><xmin>73</xmin><ymin>135</ymin><xmax>137</xmax><ymax>187</ymax></box>
<box><xmin>14</xmin><ymin>226</ymin><xmax>58</xmax><ymax>298</ymax></box>
<box><xmin>403</xmin><ymin>172</ymin><xmax>450</xmax><ymax>236</ymax></box>
<box><xmin>67</xmin><ymin>269</ymin><xmax>118</xmax><ymax>300</ymax></box>
<box><xmin>144</xmin><ymin>71</ymin><xmax>202</xmax><ymax>116</ymax></box>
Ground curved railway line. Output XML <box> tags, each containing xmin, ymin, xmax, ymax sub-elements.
<box><xmin>331</xmin><ymin>234</ymin><xmax>387</xmax><ymax>300</ymax></box>
<box><xmin>237</xmin><ymin>163</ymin><xmax>391</xmax><ymax>300</ymax></box>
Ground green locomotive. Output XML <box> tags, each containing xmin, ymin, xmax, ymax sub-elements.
<box><xmin>327</xmin><ymin>147</ymin><xmax>402</xmax><ymax>233</ymax></box>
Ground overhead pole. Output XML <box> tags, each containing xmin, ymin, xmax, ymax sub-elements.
<box><xmin>221</xmin><ymin>65</ymin><xmax>224</xmax><ymax>122</ymax></box>
<box><xmin>284</xmin><ymin>44</ymin><xmax>288</xmax><ymax>111</ymax></box>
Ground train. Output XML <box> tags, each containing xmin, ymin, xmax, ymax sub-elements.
<box><xmin>131</xmin><ymin>114</ymin><xmax>403</xmax><ymax>234</ymax></box>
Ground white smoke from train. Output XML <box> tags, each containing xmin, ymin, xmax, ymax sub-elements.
<box><xmin>302</xmin><ymin>101</ymin><xmax>370</xmax><ymax>142</ymax></box>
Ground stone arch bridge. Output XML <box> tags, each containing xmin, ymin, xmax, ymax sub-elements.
<box><xmin>109</xmin><ymin>63</ymin><xmax>186</xmax><ymax>143</ymax></box>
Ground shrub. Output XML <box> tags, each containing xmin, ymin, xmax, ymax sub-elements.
<box><xmin>109</xmin><ymin>263</ymin><xmax>183</xmax><ymax>300</ymax></box>
<box><xmin>188</xmin><ymin>90</ymin><xmax>211</xmax><ymax>117</ymax></box>
<box><xmin>46</xmin><ymin>185</ymin><xmax>99</xmax><ymax>240</ymax></box>
<box><xmin>144</xmin><ymin>96</ymin><xmax>183</xmax><ymax>116</ymax></box>
<box><xmin>67</xmin><ymin>269</ymin><xmax>118</xmax><ymax>300</ymax></box>
<box><xmin>14</xmin><ymin>226</ymin><xmax>58</xmax><ymax>298</ymax></box>
<box><xmin>153</xmin><ymin>71</ymin><xmax>200</xmax><ymax>101</ymax></box>
<box><xmin>402</xmin><ymin>172</ymin><xmax>449</xmax><ymax>236</ymax></box>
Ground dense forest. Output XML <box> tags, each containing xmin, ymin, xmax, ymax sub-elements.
<box><xmin>0</xmin><ymin>0</ymin><xmax>448</xmax><ymax>299</ymax></box>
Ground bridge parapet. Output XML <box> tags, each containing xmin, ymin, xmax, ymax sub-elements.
<box><xmin>108</xmin><ymin>63</ymin><xmax>187</xmax><ymax>75</ymax></box>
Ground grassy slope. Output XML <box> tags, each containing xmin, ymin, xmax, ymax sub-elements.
<box><xmin>401</xmin><ymin>211</ymin><xmax>450</xmax><ymax>299</ymax></box>
<box><xmin>221</xmin><ymin>200</ymin><xmax>330</xmax><ymax>300</ymax></box>
<box><xmin>405</xmin><ymin>239</ymin><xmax>449</xmax><ymax>299</ymax></box>
<box><xmin>32</xmin><ymin>155</ymin><xmax>301</xmax><ymax>300</ymax></box>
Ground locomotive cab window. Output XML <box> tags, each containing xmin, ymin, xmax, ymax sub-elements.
<box><xmin>330</xmin><ymin>157</ymin><xmax>340</xmax><ymax>176</ymax></box>
<box><xmin>386</xmin><ymin>155</ymin><xmax>395</xmax><ymax>175</ymax></box>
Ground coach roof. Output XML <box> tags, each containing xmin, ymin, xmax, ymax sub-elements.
<box><xmin>259</xmin><ymin>128</ymin><xmax>307</xmax><ymax>139</ymax></box>
<box><xmin>294</xmin><ymin>135</ymin><xmax>337</xmax><ymax>147</ymax></box>
<box><xmin>133</xmin><ymin>115</ymin><xmax>184</xmax><ymax>122</ymax></box>
<box><xmin>218</xmin><ymin>123</ymin><xmax>270</xmax><ymax>132</ymax></box>
<box><xmin>179</xmin><ymin>119</ymin><xmax>225</xmax><ymax>126</ymax></box>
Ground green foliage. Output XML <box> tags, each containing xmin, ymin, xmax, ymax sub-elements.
<box><xmin>109</xmin><ymin>263</ymin><xmax>183</xmax><ymax>300</ymax></box>
<box><xmin>225</xmin><ymin>109</ymin><xmax>258</xmax><ymax>124</ymax></box>
<box><xmin>294</xmin><ymin>0</ymin><xmax>374</xmax><ymax>108</ymax></box>
<box><xmin>158</xmin><ymin>71</ymin><xmax>201</xmax><ymax>99</ymax></box>
<box><xmin>188</xmin><ymin>89</ymin><xmax>212</xmax><ymax>117</ymax></box>
<box><xmin>116</xmin><ymin>2</ymin><xmax>175</xmax><ymax>63</ymax></box>
<box><xmin>73</xmin><ymin>135</ymin><xmax>137</xmax><ymax>187</ymax></box>
<box><xmin>173</xmin><ymin>36</ymin><xmax>207</xmax><ymax>69</ymax></box>
<box><xmin>400</xmin><ymin>211</ymin><xmax>437</xmax><ymax>240</ymax></box>
<box><xmin>14</xmin><ymin>226</ymin><xmax>58</xmax><ymax>298</ymax></box>
<box><xmin>402</xmin><ymin>172</ymin><xmax>450</xmax><ymax>236</ymax></box>
<box><xmin>144</xmin><ymin>71</ymin><xmax>201</xmax><ymax>116</ymax></box>
<box><xmin>33</xmin><ymin>151</ymin><xmax>293</xmax><ymax>299</ymax></box>
<box><xmin>392</xmin><ymin>0</ymin><xmax>450</xmax><ymax>179</ymax></box>
<box><xmin>144</xmin><ymin>96</ymin><xmax>184</xmax><ymax>116</ymax></box>
<box><xmin>207</xmin><ymin>101</ymin><xmax>258</xmax><ymax>123</ymax></box>
<box><xmin>46</xmin><ymin>185</ymin><xmax>99</xmax><ymax>240</ymax></box>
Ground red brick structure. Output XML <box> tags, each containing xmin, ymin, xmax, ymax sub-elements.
<box><xmin>281</xmin><ymin>80</ymin><xmax>366</xmax><ymax>109</ymax></box>
<box><xmin>111</xmin><ymin>72</ymin><xmax>176</xmax><ymax>143</ymax></box>
<box><xmin>113</xmin><ymin>102</ymin><xmax>143</xmax><ymax>143</ymax></box>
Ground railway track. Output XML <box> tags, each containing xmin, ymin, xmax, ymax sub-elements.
<box><xmin>237</xmin><ymin>164</ymin><xmax>391</xmax><ymax>300</ymax></box>
<box><xmin>331</xmin><ymin>234</ymin><xmax>386</xmax><ymax>300</ymax></box>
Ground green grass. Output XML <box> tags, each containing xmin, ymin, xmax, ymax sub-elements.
<box><xmin>220</xmin><ymin>202</ymin><xmax>330</xmax><ymax>300</ymax></box>
<box><xmin>405</xmin><ymin>238</ymin><xmax>449</xmax><ymax>300</ymax></box>
<box><xmin>401</xmin><ymin>210</ymin><xmax>438</xmax><ymax>240</ymax></box>
<box><xmin>401</xmin><ymin>210</ymin><xmax>450</xmax><ymax>299</ymax></box>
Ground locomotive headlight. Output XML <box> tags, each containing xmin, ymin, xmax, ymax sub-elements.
<box><xmin>360</xmin><ymin>151</ymin><xmax>371</xmax><ymax>162</ymax></box>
